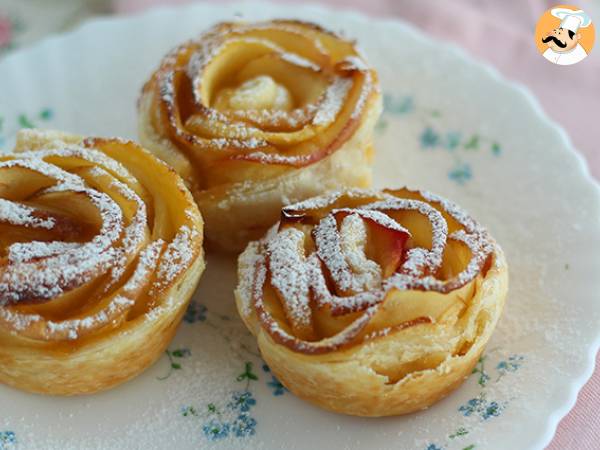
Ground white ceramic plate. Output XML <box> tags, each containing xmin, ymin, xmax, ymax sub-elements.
<box><xmin>1</xmin><ymin>2</ymin><xmax>599</xmax><ymax>449</ymax></box>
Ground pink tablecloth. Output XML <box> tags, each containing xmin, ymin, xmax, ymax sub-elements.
<box><xmin>115</xmin><ymin>1</ymin><xmax>600</xmax><ymax>448</ymax></box>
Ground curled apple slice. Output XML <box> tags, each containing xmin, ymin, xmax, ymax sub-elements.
<box><xmin>142</xmin><ymin>19</ymin><xmax>379</xmax><ymax>177</ymax></box>
<box><xmin>238</xmin><ymin>187</ymin><xmax>496</xmax><ymax>355</ymax></box>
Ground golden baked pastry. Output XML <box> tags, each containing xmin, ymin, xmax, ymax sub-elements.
<box><xmin>0</xmin><ymin>129</ymin><xmax>205</xmax><ymax>395</ymax></box>
<box><xmin>235</xmin><ymin>188</ymin><xmax>508</xmax><ymax>416</ymax></box>
<box><xmin>138</xmin><ymin>20</ymin><xmax>382</xmax><ymax>252</ymax></box>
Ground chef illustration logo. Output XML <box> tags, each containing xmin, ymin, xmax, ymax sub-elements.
<box><xmin>535</xmin><ymin>5</ymin><xmax>595</xmax><ymax>65</ymax></box>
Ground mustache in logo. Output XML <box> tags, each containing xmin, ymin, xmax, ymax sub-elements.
<box><xmin>542</xmin><ymin>35</ymin><xmax>567</xmax><ymax>48</ymax></box>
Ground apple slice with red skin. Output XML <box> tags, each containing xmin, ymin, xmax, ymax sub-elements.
<box><xmin>333</xmin><ymin>210</ymin><xmax>410</xmax><ymax>279</ymax></box>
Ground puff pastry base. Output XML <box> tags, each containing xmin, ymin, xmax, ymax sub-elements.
<box><xmin>0</xmin><ymin>130</ymin><xmax>206</xmax><ymax>395</ymax></box>
<box><xmin>235</xmin><ymin>188</ymin><xmax>508</xmax><ymax>416</ymax></box>
<box><xmin>237</xmin><ymin>251</ymin><xmax>506</xmax><ymax>416</ymax></box>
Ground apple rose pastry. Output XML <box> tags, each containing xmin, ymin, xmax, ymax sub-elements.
<box><xmin>138</xmin><ymin>20</ymin><xmax>382</xmax><ymax>252</ymax></box>
<box><xmin>235</xmin><ymin>188</ymin><xmax>508</xmax><ymax>416</ymax></box>
<box><xmin>0</xmin><ymin>130</ymin><xmax>205</xmax><ymax>395</ymax></box>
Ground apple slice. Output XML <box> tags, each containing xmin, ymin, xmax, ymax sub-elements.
<box><xmin>332</xmin><ymin>210</ymin><xmax>410</xmax><ymax>279</ymax></box>
<box><xmin>280</xmin><ymin>191</ymin><xmax>381</xmax><ymax>226</ymax></box>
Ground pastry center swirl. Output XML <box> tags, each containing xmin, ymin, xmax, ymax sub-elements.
<box><xmin>145</xmin><ymin>20</ymin><xmax>379</xmax><ymax>170</ymax></box>
<box><xmin>213</xmin><ymin>75</ymin><xmax>294</xmax><ymax>112</ymax></box>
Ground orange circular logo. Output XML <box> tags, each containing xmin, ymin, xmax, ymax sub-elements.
<box><xmin>534</xmin><ymin>5</ymin><xmax>595</xmax><ymax>65</ymax></box>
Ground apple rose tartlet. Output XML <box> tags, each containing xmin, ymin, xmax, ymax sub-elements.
<box><xmin>235</xmin><ymin>188</ymin><xmax>508</xmax><ymax>416</ymax></box>
<box><xmin>138</xmin><ymin>20</ymin><xmax>382</xmax><ymax>252</ymax></box>
<box><xmin>0</xmin><ymin>130</ymin><xmax>205</xmax><ymax>395</ymax></box>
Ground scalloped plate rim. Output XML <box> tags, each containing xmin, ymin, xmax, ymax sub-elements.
<box><xmin>0</xmin><ymin>2</ymin><xmax>599</xmax><ymax>449</ymax></box>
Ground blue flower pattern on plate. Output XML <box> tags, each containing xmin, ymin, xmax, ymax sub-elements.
<box><xmin>420</xmin><ymin>127</ymin><xmax>440</xmax><ymax>148</ymax></box>
<box><xmin>377</xmin><ymin>93</ymin><xmax>502</xmax><ymax>184</ymax></box>
<box><xmin>497</xmin><ymin>355</ymin><xmax>524</xmax><ymax>374</ymax></box>
<box><xmin>232</xmin><ymin>413</ymin><xmax>257</xmax><ymax>437</ymax></box>
<box><xmin>448</xmin><ymin>163</ymin><xmax>472</xmax><ymax>184</ymax></box>
<box><xmin>459</xmin><ymin>394</ymin><xmax>503</xmax><ymax>421</ymax></box>
<box><xmin>184</xmin><ymin>301</ymin><xmax>207</xmax><ymax>323</ymax></box>
<box><xmin>0</xmin><ymin>432</ymin><xmax>16</xmax><ymax>450</ymax></box>
<box><xmin>183</xmin><ymin>362</ymin><xmax>260</xmax><ymax>442</ymax></box>
<box><xmin>426</xmin><ymin>445</ymin><xmax>443</xmax><ymax>450</ymax></box>
<box><xmin>228</xmin><ymin>391</ymin><xmax>256</xmax><ymax>412</ymax></box>
<box><xmin>203</xmin><ymin>419</ymin><xmax>230</xmax><ymax>441</ymax></box>
<box><xmin>267</xmin><ymin>376</ymin><xmax>287</xmax><ymax>396</ymax></box>
<box><xmin>262</xmin><ymin>364</ymin><xmax>288</xmax><ymax>396</ymax></box>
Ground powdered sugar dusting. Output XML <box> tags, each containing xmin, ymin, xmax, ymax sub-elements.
<box><xmin>236</xmin><ymin>241</ymin><xmax>264</xmax><ymax>317</ymax></box>
<box><xmin>0</xmin><ymin>183</ymin><xmax>124</xmax><ymax>304</ymax></box>
<box><xmin>338</xmin><ymin>213</ymin><xmax>382</xmax><ymax>291</ymax></box>
<box><xmin>239</xmin><ymin>188</ymin><xmax>496</xmax><ymax>354</ymax></box>
<box><xmin>18</xmin><ymin>145</ymin><xmax>134</xmax><ymax>183</ymax></box>
<box><xmin>266</xmin><ymin>228</ymin><xmax>312</xmax><ymax>331</ymax></box>
<box><xmin>154</xmin><ymin>226</ymin><xmax>199</xmax><ymax>292</ymax></box>
<box><xmin>8</xmin><ymin>241</ymin><xmax>81</xmax><ymax>263</ymax></box>
<box><xmin>342</xmin><ymin>55</ymin><xmax>369</xmax><ymax>71</ymax></box>
<box><xmin>0</xmin><ymin>199</ymin><xmax>56</xmax><ymax>230</ymax></box>
<box><xmin>334</xmin><ymin>207</ymin><xmax>409</xmax><ymax>234</ymax></box>
<box><xmin>364</xmin><ymin>197</ymin><xmax>448</xmax><ymax>275</ymax></box>
<box><xmin>28</xmin><ymin>241</ymin><xmax>166</xmax><ymax>342</ymax></box>
<box><xmin>0</xmin><ymin>132</ymin><xmax>202</xmax><ymax>343</ymax></box>
<box><xmin>312</xmin><ymin>77</ymin><xmax>352</xmax><ymax>126</ymax></box>
<box><xmin>150</xmin><ymin>19</ymin><xmax>377</xmax><ymax>163</ymax></box>
<box><xmin>314</xmin><ymin>214</ymin><xmax>355</xmax><ymax>292</ymax></box>
<box><xmin>283</xmin><ymin>188</ymin><xmax>385</xmax><ymax>213</ymax></box>
<box><xmin>279</xmin><ymin>51</ymin><xmax>321</xmax><ymax>71</ymax></box>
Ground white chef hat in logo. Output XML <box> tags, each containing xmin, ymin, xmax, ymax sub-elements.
<box><xmin>551</xmin><ymin>8</ymin><xmax>592</xmax><ymax>33</ymax></box>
